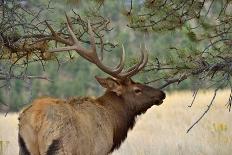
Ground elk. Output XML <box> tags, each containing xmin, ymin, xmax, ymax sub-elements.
<box><xmin>18</xmin><ymin>15</ymin><xmax>166</xmax><ymax>155</ymax></box>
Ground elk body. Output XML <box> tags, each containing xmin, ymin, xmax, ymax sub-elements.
<box><xmin>18</xmin><ymin>15</ymin><xmax>166</xmax><ymax>155</ymax></box>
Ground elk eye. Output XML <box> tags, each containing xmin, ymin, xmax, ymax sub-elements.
<box><xmin>134</xmin><ymin>88</ymin><xmax>142</xmax><ymax>94</ymax></box>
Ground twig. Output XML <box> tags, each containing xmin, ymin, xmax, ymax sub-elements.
<box><xmin>186</xmin><ymin>88</ymin><xmax>219</xmax><ymax>133</ymax></box>
<box><xmin>225</xmin><ymin>81</ymin><xmax>232</xmax><ymax>111</ymax></box>
<box><xmin>188</xmin><ymin>89</ymin><xmax>199</xmax><ymax>107</ymax></box>
<box><xmin>159</xmin><ymin>74</ymin><xmax>188</xmax><ymax>89</ymax></box>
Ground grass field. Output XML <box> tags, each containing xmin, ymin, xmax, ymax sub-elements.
<box><xmin>0</xmin><ymin>90</ymin><xmax>232</xmax><ymax>155</ymax></box>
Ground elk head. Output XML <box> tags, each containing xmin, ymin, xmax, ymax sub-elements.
<box><xmin>47</xmin><ymin>14</ymin><xmax>165</xmax><ymax>109</ymax></box>
<box><xmin>95</xmin><ymin>77</ymin><xmax>165</xmax><ymax>114</ymax></box>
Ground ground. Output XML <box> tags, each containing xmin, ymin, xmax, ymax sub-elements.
<box><xmin>0</xmin><ymin>90</ymin><xmax>232</xmax><ymax>155</ymax></box>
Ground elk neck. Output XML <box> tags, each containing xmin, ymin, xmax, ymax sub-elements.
<box><xmin>96</xmin><ymin>91</ymin><xmax>138</xmax><ymax>152</ymax></box>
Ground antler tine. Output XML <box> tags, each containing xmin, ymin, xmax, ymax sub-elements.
<box><xmin>118</xmin><ymin>49</ymin><xmax>144</xmax><ymax>77</ymax></box>
<box><xmin>66</xmin><ymin>14</ymin><xmax>80</xmax><ymax>46</ymax></box>
<box><xmin>86</xmin><ymin>21</ymin><xmax>125</xmax><ymax>74</ymax></box>
<box><xmin>116</xmin><ymin>44</ymin><xmax>148</xmax><ymax>79</ymax></box>
<box><xmin>136</xmin><ymin>44</ymin><xmax>148</xmax><ymax>71</ymax></box>
<box><xmin>113</xmin><ymin>45</ymin><xmax>125</xmax><ymax>74</ymax></box>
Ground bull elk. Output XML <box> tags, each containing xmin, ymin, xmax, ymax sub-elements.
<box><xmin>18</xmin><ymin>15</ymin><xmax>166</xmax><ymax>155</ymax></box>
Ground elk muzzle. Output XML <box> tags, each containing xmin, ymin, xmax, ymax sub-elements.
<box><xmin>153</xmin><ymin>90</ymin><xmax>166</xmax><ymax>105</ymax></box>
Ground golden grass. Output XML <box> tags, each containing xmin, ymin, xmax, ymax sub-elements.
<box><xmin>0</xmin><ymin>90</ymin><xmax>232</xmax><ymax>155</ymax></box>
<box><xmin>0</xmin><ymin>113</ymin><xmax>18</xmax><ymax>155</ymax></box>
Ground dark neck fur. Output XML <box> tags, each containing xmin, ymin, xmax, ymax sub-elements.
<box><xmin>96</xmin><ymin>91</ymin><xmax>140</xmax><ymax>152</ymax></box>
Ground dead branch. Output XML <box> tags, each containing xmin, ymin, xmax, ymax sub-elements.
<box><xmin>186</xmin><ymin>88</ymin><xmax>219</xmax><ymax>133</ymax></box>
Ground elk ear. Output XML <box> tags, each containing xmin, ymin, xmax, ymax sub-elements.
<box><xmin>95</xmin><ymin>76</ymin><xmax>122</xmax><ymax>96</ymax></box>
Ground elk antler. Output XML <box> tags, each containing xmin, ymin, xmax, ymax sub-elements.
<box><xmin>47</xmin><ymin>14</ymin><xmax>148</xmax><ymax>79</ymax></box>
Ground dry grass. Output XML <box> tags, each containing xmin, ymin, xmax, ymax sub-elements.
<box><xmin>0</xmin><ymin>113</ymin><xmax>18</xmax><ymax>155</ymax></box>
<box><xmin>0</xmin><ymin>90</ymin><xmax>232</xmax><ymax>155</ymax></box>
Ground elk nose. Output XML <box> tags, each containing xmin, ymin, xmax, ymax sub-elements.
<box><xmin>160</xmin><ymin>91</ymin><xmax>166</xmax><ymax>100</ymax></box>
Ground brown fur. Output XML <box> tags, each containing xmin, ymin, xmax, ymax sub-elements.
<box><xmin>18</xmin><ymin>78</ymin><xmax>165</xmax><ymax>155</ymax></box>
